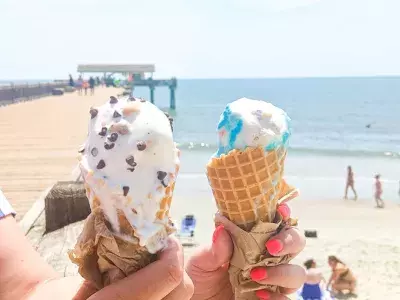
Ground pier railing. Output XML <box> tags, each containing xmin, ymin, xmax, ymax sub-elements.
<box><xmin>0</xmin><ymin>81</ymin><xmax>68</xmax><ymax>105</ymax></box>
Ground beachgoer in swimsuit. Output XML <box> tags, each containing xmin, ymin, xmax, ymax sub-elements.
<box><xmin>327</xmin><ymin>255</ymin><xmax>357</xmax><ymax>296</ymax></box>
<box><xmin>374</xmin><ymin>174</ymin><xmax>384</xmax><ymax>208</ymax></box>
<box><xmin>297</xmin><ymin>259</ymin><xmax>333</xmax><ymax>300</ymax></box>
<box><xmin>344</xmin><ymin>166</ymin><xmax>357</xmax><ymax>200</ymax></box>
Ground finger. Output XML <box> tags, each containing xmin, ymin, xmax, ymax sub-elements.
<box><xmin>250</xmin><ymin>264</ymin><xmax>306</xmax><ymax>290</ymax></box>
<box><xmin>265</xmin><ymin>227</ymin><xmax>305</xmax><ymax>257</ymax></box>
<box><xmin>90</xmin><ymin>236</ymin><xmax>184</xmax><ymax>300</ymax></box>
<box><xmin>163</xmin><ymin>272</ymin><xmax>194</xmax><ymax>300</ymax></box>
<box><xmin>255</xmin><ymin>289</ymin><xmax>290</xmax><ymax>300</ymax></box>
<box><xmin>277</xmin><ymin>203</ymin><xmax>291</xmax><ymax>221</ymax></box>
<box><xmin>73</xmin><ymin>279</ymin><xmax>98</xmax><ymax>299</ymax></box>
<box><xmin>278</xmin><ymin>287</ymin><xmax>299</xmax><ymax>295</ymax></box>
<box><xmin>186</xmin><ymin>225</ymin><xmax>233</xmax><ymax>272</ymax></box>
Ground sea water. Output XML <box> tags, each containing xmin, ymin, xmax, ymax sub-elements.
<box><xmin>130</xmin><ymin>77</ymin><xmax>400</xmax><ymax>207</ymax></box>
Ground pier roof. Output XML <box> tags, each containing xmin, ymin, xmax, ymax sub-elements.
<box><xmin>77</xmin><ymin>64</ymin><xmax>155</xmax><ymax>73</ymax></box>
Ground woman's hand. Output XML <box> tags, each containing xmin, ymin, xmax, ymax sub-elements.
<box><xmin>186</xmin><ymin>203</ymin><xmax>306</xmax><ymax>300</ymax></box>
<box><xmin>27</xmin><ymin>236</ymin><xmax>194</xmax><ymax>300</ymax></box>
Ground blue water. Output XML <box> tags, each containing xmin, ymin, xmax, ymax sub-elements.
<box><xmin>130</xmin><ymin>77</ymin><xmax>400</xmax><ymax>202</ymax></box>
<box><xmin>131</xmin><ymin>77</ymin><xmax>400</xmax><ymax>158</ymax></box>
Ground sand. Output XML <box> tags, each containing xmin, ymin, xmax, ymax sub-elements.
<box><xmin>0</xmin><ymin>87</ymin><xmax>122</xmax><ymax>220</ymax></box>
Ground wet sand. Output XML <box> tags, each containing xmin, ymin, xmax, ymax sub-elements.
<box><xmin>0</xmin><ymin>87</ymin><xmax>122</xmax><ymax>220</ymax></box>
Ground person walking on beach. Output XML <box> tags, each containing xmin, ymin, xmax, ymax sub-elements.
<box><xmin>374</xmin><ymin>174</ymin><xmax>384</xmax><ymax>208</ymax></box>
<box><xmin>76</xmin><ymin>75</ymin><xmax>83</xmax><ymax>95</ymax></box>
<box><xmin>83</xmin><ymin>80</ymin><xmax>89</xmax><ymax>96</ymax></box>
<box><xmin>68</xmin><ymin>74</ymin><xmax>74</xmax><ymax>87</ymax></box>
<box><xmin>89</xmin><ymin>76</ymin><xmax>95</xmax><ymax>95</ymax></box>
<box><xmin>327</xmin><ymin>256</ymin><xmax>357</xmax><ymax>297</ymax></box>
<box><xmin>344</xmin><ymin>166</ymin><xmax>357</xmax><ymax>200</ymax></box>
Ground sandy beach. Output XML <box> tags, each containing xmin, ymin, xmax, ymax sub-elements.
<box><xmin>170</xmin><ymin>183</ymin><xmax>400</xmax><ymax>299</ymax></box>
<box><xmin>0</xmin><ymin>90</ymin><xmax>398</xmax><ymax>299</ymax></box>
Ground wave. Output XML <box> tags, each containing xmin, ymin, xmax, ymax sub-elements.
<box><xmin>175</xmin><ymin>141</ymin><xmax>400</xmax><ymax>159</ymax></box>
<box><xmin>178</xmin><ymin>173</ymin><xmax>399</xmax><ymax>183</ymax></box>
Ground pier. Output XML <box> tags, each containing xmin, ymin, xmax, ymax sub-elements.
<box><xmin>77</xmin><ymin>64</ymin><xmax>178</xmax><ymax>109</ymax></box>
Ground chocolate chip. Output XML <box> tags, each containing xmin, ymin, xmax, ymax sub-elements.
<box><xmin>127</xmin><ymin>167</ymin><xmax>135</xmax><ymax>172</ymax></box>
<box><xmin>157</xmin><ymin>171</ymin><xmax>167</xmax><ymax>181</ymax></box>
<box><xmin>108</xmin><ymin>133</ymin><xmax>118</xmax><ymax>142</ymax></box>
<box><xmin>128</xmin><ymin>96</ymin><xmax>136</xmax><ymax>101</ymax></box>
<box><xmin>90</xmin><ymin>108</ymin><xmax>98</xmax><ymax>119</ymax></box>
<box><xmin>99</xmin><ymin>127</ymin><xmax>107</xmax><ymax>136</ymax></box>
<box><xmin>113</xmin><ymin>110</ymin><xmax>121</xmax><ymax>118</ymax></box>
<box><xmin>122</xmin><ymin>186</ymin><xmax>130</xmax><ymax>196</ymax></box>
<box><xmin>126</xmin><ymin>155</ymin><xmax>137</xmax><ymax>167</ymax></box>
<box><xmin>104</xmin><ymin>142</ymin><xmax>115</xmax><ymax>150</ymax></box>
<box><xmin>91</xmin><ymin>147</ymin><xmax>98</xmax><ymax>157</ymax></box>
<box><xmin>137</xmin><ymin>141</ymin><xmax>146</xmax><ymax>151</ymax></box>
<box><xmin>110</xmin><ymin>96</ymin><xmax>118</xmax><ymax>104</ymax></box>
<box><xmin>97</xmin><ymin>160</ymin><xmax>106</xmax><ymax>169</ymax></box>
<box><xmin>140</xmin><ymin>98</ymin><xmax>146</xmax><ymax>102</ymax></box>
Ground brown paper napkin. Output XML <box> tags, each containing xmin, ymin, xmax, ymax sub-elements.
<box><xmin>68</xmin><ymin>208</ymin><xmax>156</xmax><ymax>289</ymax></box>
<box><xmin>214</xmin><ymin>213</ymin><xmax>298</xmax><ymax>300</ymax></box>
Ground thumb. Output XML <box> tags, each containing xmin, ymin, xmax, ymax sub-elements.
<box><xmin>188</xmin><ymin>225</ymin><xmax>233</xmax><ymax>272</ymax></box>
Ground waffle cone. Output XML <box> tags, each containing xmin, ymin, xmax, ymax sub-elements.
<box><xmin>207</xmin><ymin>146</ymin><xmax>295</xmax><ymax>231</ymax></box>
<box><xmin>69</xmin><ymin>181</ymin><xmax>176</xmax><ymax>288</ymax></box>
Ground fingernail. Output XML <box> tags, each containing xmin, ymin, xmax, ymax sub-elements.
<box><xmin>266</xmin><ymin>239</ymin><xmax>283</xmax><ymax>255</ymax></box>
<box><xmin>221</xmin><ymin>262</ymin><xmax>230</xmax><ymax>270</ymax></box>
<box><xmin>255</xmin><ymin>290</ymin><xmax>270</xmax><ymax>299</ymax></box>
<box><xmin>250</xmin><ymin>267</ymin><xmax>267</xmax><ymax>281</ymax></box>
<box><xmin>212</xmin><ymin>225</ymin><xmax>224</xmax><ymax>243</ymax></box>
<box><xmin>277</xmin><ymin>203</ymin><xmax>291</xmax><ymax>220</ymax></box>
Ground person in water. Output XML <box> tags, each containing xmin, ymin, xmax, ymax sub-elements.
<box><xmin>298</xmin><ymin>259</ymin><xmax>329</xmax><ymax>300</ymax></box>
<box><xmin>327</xmin><ymin>256</ymin><xmax>357</xmax><ymax>296</ymax></box>
<box><xmin>344</xmin><ymin>166</ymin><xmax>357</xmax><ymax>200</ymax></box>
<box><xmin>374</xmin><ymin>174</ymin><xmax>384</xmax><ymax>208</ymax></box>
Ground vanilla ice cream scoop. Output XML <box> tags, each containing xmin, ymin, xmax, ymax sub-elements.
<box><xmin>79</xmin><ymin>96</ymin><xmax>179</xmax><ymax>252</ymax></box>
<box><xmin>216</xmin><ymin>97</ymin><xmax>291</xmax><ymax>156</ymax></box>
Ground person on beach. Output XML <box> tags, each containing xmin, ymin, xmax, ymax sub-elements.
<box><xmin>76</xmin><ymin>75</ymin><xmax>83</xmax><ymax>95</ymax></box>
<box><xmin>68</xmin><ymin>74</ymin><xmax>74</xmax><ymax>87</ymax></box>
<box><xmin>344</xmin><ymin>166</ymin><xmax>357</xmax><ymax>200</ymax></box>
<box><xmin>0</xmin><ymin>189</ymin><xmax>306</xmax><ymax>299</ymax></box>
<box><xmin>374</xmin><ymin>174</ymin><xmax>384</xmax><ymax>208</ymax></box>
<box><xmin>297</xmin><ymin>259</ymin><xmax>331</xmax><ymax>300</ymax></box>
<box><xmin>89</xmin><ymin>77</ymin><xmax>95</xmax><ymax>95</ymax></box>
<box><xmin>327</xmin><ymin>256</ymin><xmax>357</xmax><ymax>296</ymax></box>
<box><xmin>83</xmin><ymin>80</ymin><xmax>89</xmax><ymax>96</ymax></box>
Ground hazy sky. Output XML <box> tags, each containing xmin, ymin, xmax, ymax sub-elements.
<box><xmin>0</xmin><ymin>0</ymin><xmax>399</xmax><ymax>79</ymax></box>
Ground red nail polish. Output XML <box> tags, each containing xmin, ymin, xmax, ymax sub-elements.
<box><xmin>212</xmin><ymin>225</ymin><xmax>224</xmax><ymax>243</ymax></box>
<box><xmin>250</xmin><ymin>267</ymin><xmax>267</xmax><ymax>281</ymax></box>
<box><xmin>266</xmin><ymin>239</ymin><xmax>283</xmax><ymax>255</ymax></box>
<box><xmin>255</xmin><ymin>290</ymin><xmax>270</xmax><ymax>299</ymax></box>
<box><xmin>277</xmin><ymin>203</ymin><xmax>291</xmax><ymax>220</ymax></box>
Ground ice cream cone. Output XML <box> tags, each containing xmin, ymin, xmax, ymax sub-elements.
<box><xmin>207</xmin><ymin>146</ymin><xmax>296</xmax><ymax>230</ymax></box>
<box><xmin>68</xmin><ymin>96</ymin><xmax>180</xmax><ymax>288</ymax></box>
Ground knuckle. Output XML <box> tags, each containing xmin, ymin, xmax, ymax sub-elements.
<box><xmin>167</xmin><ymin>262</ymin><xmax>184</xmax><ymax>285</ymax></box>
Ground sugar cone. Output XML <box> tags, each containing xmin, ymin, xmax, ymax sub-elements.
<box><xmin>207</xmin><ymin>146</ymin><xmax>296</xmax><ymax>230</ymax></box>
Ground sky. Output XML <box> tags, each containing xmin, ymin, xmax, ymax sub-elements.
<box><xmin>0</xmin><ymin>0</ymin><xmax>399</xmax><ymax>79</ymax></box>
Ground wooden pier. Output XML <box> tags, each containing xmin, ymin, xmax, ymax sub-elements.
<box><xmin>77</xmin><ymin>64</ymin><xmax>178</xmax><ymax>109</ymax></box>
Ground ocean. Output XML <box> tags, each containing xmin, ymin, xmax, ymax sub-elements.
<box><xmin>131</xmin><ymin>77</ymin><xmax>400</xmax><ymax>205</ymax></box>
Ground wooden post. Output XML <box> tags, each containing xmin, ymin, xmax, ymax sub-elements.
<box><xmin>170</xmin><ymin>87</ymin><xmax>176</xmax><ymax>110</ymax></box>
<box><xmin>150</xmin><ymin>86</ymin><xmax>155</xmax><ymax>104</ymax></box>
